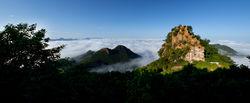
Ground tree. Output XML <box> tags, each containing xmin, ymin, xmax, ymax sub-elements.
<box><xmin>0</xmin><ymin>23</ymin><xmax>65</xmax><ymax>102</ymax></box>
<box><xmin>0</xmin><ymin>23</ymin><xmax>64</xmax><ymax>71</ymax></box>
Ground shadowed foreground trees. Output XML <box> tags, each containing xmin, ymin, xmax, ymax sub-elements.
<box><xmin>0</xmin><ymin>23</ymin><xmax>65</xmax><ymax>102</ymax></box>
<box><xmin>0</xmin><ymin>23</ymin><xmax>64</xmax><ymax>70</ymax></box>
<box><xmin>65</xmin><ymin>64</ymin><xmax>250</xmax><ymax>103</ymax></box>
<box><xmin>1</xmin><ymin>23</ymin><xmax>250</xmax><ymax>103</ymax></box>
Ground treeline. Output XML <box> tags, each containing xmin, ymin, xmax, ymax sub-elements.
<box><xmin>3</xmin><ymin>63</ymin><xmax>250</xmax><ymax>103</ymax></box>
<box><xmin>1</xmin><ymin>23</ymin><xmax>250</xmax><ymax>103</ymax></box>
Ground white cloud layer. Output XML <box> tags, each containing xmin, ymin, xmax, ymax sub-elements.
<box><xmin>212</xmin><ymin>40</ymin><xmax>250</xmax><ymax>67</ymax></box>
<box><xmin>213</xmin><ymin>40</ymin><xmax>250</xmax><ymax>55</ymax></box>
<box><xmin>49</xmin><ymin>39</ymin><xmax>250</xmax><ymax>72</ymax></box>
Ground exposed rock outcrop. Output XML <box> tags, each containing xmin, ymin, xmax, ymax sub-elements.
<box><xmin>159</xmin><ymin>25</ymin><xmax>205</xmax><ymax>63</ymax></box>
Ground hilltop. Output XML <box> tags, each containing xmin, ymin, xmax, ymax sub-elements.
<box><xmin>140</xmin><ymin>25</ymin><xmax>234</xmax><ymax>73</ymax></box>
<box><xmin>75</xmin><ymin>45</ymin><xmax>141</xmax><ymax>69</ymax></box>
<box><xmin>159</xmin><ymin>25</ymin><xmax>205</xmax><ymax>63</ymax></box>
<box><xmin>212</xmin><ymin>44</ymin><xmax>238</xmax><ymax>56</ymax></box>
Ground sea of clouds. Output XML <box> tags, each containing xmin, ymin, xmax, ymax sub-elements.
<box><xmin>48</xmin><ymin>39</ymin><xmax>250</xmax><ymax>72</ymax></box>
<box><xmin>212</xmin><ymin>40</ymin><xmax>250</xmax><ymax>67</ymax></box>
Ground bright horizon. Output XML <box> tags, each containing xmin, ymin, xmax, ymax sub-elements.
<box><xmin>0</xmin><ymin>0</ymin><xmax>250</xmax><ymax>42</ymax></box>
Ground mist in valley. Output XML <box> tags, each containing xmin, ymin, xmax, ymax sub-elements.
<box><xmin>49</xmin><ymin>39</ymin><xmax>250</xmax><ymax>72</ymax></box>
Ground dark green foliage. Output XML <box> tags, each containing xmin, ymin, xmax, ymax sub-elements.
<box><xmin>127</xmin><ymin>64</ymin><xmax>250</xmax><ymax>103</ymax></box>
<box><xmin>64</xmin><ymin>69</ymin><xmax>130</xmax><ymax>103</ymax></box>
<box><xmin>58</xmin><ymin>63</ymin><xmax>250</xmax><ymax>103</ymax></box>
<box><xmin>0</xmin><ymin>23</ymin><xmax>65</xmax><ymax>102</ymax></box>
<box><xmin>55</xmin><ymin>57</ymin><xmax>76</xmax><ymax>73</ymax></box>
<box><xmin>159</xmin><ymin>45</ymin><xmax>189</xmax><ymax>63</ymax></box>
<box><xmin>187</xmin><ymin>25</ymin><xmax>193</xmax><ymax>34</ymax></box>
<box><xmin>0</xmin><ymin>23</ymin><xmax>64</xmax><ymax>69</ymax></box>
<box><xmin>139</xmin><ymin>58</ymin><xmax>168</xmax><ymax>72</ymax></box>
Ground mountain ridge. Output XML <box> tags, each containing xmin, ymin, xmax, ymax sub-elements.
<box><xmin>212</xmin><ymin>44</ymin><xmax>238</xmax><ymax>56</ymax></box>
<box><xmin>75</xmin><ymin>45</ymin><xmax>141</xmax><ymax>69</ymax></box>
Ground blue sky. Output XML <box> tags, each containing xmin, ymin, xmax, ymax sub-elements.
<box><xmin>0</xmin><ymin>0</ymin><xmax>250</xmax><ymax>41</ymax></box>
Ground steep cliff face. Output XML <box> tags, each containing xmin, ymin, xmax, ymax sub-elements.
<box><xmin>159</xmin><ymin>25</ymin><xmax>205</xmax><ymax>63</ymax></box>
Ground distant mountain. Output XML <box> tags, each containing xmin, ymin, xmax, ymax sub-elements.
<box><xmin>75</xmin><ymin>45</ymin><xmax>141</xmax><ymax>68</ymax></box>
<box><xmin>50</xmin><ymin>37</ymin><xmax>103</xmax><ymax>41</ymax></box>
<box><xmin>212</xmin><ymin>44</ymin><xmax>238</xmax><ymax>56</ymax></box>
<box><xmin>82</xmin><ymin>37</ymin><xmax>103</xmax><ymax>40</ymax></box>
<box><xmin>247</xmin><ymin>56</ymin><xmax>250</xmax><ymax>60</ymax></box>
<box><xmin>50</xmin><ymin>38</ymin><xmax>78</xmax><ymax>41</ymax></box>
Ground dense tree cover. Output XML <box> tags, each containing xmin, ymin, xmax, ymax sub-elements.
<box><xmin>0</xmin><ymin>24</ymin><xmax>64</xmax><ymax>69</ymax></box>
<box><xmin>0</xmin><ymin>23</ymin><xmax>65</xmax><ymax>102</ymax></box>
<box><xmin>53</xmin><ymin>64</ymin><xmax>250</xmax><ymax>103</ymax></box>
<box><xmin>1</xmin><ymin>23</ymin><xmax>250</xmax><ymax>103</ymax></box>
<box><xmin>159</xmin><ymin>45</ymin><xmax>189</xmax><ymax>63</ymax></box>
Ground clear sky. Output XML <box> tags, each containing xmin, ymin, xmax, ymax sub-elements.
<box><xmin>0</xmin><ymin>0</ymin><xmax>250</xmax><ymax>41</ymax></box>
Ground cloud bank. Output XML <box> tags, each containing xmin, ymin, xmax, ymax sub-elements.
<box><xmin>49</xmin><ymin>39</ymin><xmax>250</xmax><ymax>72</ymax></box>
<box><xmin>212</xmin><ymin>40</ymin><xmax>250</xmax><ymax>67</ymax></box>
<box><xmin>213</xmin><ymin>40</ymin><xmax>250</xmax><ymax>56</ymax></box>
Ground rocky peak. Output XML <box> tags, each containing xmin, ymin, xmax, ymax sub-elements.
<box><xmin>114</xmin><ymin>45</ymin><xmax>128</xmax><ymax>51</ymax></box>
<box><xmin>159</xmin><ymin>25</ymin><xmax>205</xmax><ymax>63</ymax></box>
<box><xmin>99</xmin><ymin>48</ymin><xmax>111</xmax><ymax>54</ymax></box>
